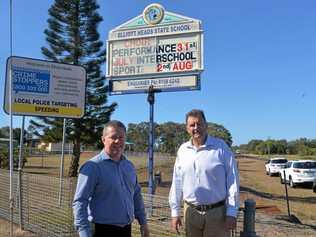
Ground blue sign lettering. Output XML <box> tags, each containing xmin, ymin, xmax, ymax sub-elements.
<box><xmin>12</xmin><ymin>67</ymin><xmax>50</xmax><ymax>94</ymax></box>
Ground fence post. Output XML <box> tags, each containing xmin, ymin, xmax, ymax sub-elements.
<box><xmin>69</xmin><ymin>177</ymin><xmax>77</xmax><ymax>235</ymax></box>
<box><xmin>18</xmin><ymin>168</ymin><xmax>23</xmax><ymax>230</ymax></box>
<box><xmin>240</xmin><ymin>199</ymin><xmax>257</xmax><ymax>237</ymax></box>
<box><xmin>27</xmin><ymin>173</ymin><xmax>31</xmax><ymax>228</ymax></box>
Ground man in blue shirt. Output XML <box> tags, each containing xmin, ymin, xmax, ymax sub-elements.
<box><xmin>169</xmin><ymin>109</ymin><xmax>239</xmax><ymax>237</ymax></box>
<box><xmin>73</xmin><ymin>120</ymin><xmax>149</xmax><ymax>237</ymax></box>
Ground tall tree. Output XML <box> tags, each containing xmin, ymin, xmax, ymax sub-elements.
<box><xmin>30</xmin><ymin>0</ymin><xmax>116</xmax><ymax>177</ymax></box>
<box><xmin>156</xmin><ymin>122</ymin><xmax>188</xmax><ymax>154</ymax></box>
<box><xmin>126</xmin><ymin>122</ymin><xmax>157</xmax><ymax>152</ymax></box>
<box><xmin>125</xmin><ymin>121</ymin><xmax>233</xmax><ymax>154</ymax></box>
<box><xmin>207</xmin><ymin>122</ymin><xmax>233</xmax><ymax>147</ymax></box>
<box><xmin>0</xmin><ymin>126</ymin><xmax>28</xmax><ymax>142</ymax></box>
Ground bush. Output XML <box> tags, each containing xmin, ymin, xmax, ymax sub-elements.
<box><xmin>298</xmin><ymin>145</ymin><xmax>314</xmax><ymax>156</ymax></box>
<box><xmin>0</xmin><ymin>147</ymin><xmax>27</xmax><ymax>169</ymax></box>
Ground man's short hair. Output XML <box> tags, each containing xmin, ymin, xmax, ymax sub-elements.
<box><xmin>103</xmin><ymin>120</ymin><xmax>126</xmax><ymax>136</ymax></box>
<box><xmin>185</xmin><ymin>109</ymin><xmax>207</xmax><ymax>124</ymax></box>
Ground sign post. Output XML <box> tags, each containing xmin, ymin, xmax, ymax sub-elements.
<box><xmin>147</xmin><ymin>86</ymin><xmax>155</xmax><ymax>215</ymax></box>
<box><xmin>107</xmin><ymin>3</ymin><xmax>203</xmax><ymax>214</ymax></box>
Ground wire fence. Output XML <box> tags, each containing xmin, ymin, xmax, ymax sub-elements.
<box><xmin>0</xmin><ymin>169</ymin><xmax>77</xmax><ymax>236</ymax></box>
<box><xmin>0</xmin><ymin>169</ymin><xmax>188</xmax><ymax>237</ymax></box>
<box><xmin>24</xmin><ymin>149</ymin><xmax>175</xmax><ymax>159</ymax></box>
<box><xmin>0</xmin><ymin>169</ymin><xmax>247</xmax><ymax>237</ymax></box>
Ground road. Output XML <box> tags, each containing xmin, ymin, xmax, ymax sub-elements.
<box><xmin>237</xmin><ymin>156</ymin><xmax>316</xmax><ymax>226</ymax></box>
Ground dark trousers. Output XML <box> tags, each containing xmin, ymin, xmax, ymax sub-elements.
<box><xmin>94</xmin><ymin>223</ymin><xmax>131</xmax><ymax>237</ymax></box>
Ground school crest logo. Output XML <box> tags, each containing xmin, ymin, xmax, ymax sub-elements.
<box><xmin>143</xmin><ymin>4</ymin><xmax>165</xmax><ymax>25</ymax></box>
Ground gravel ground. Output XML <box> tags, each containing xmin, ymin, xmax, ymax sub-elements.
<box><xmin>236</xmin><ymin>211</ymin><xmax>316</xmax><ymax>237</ymax></box>
<box><xmin>0</xmin><ymin>218</ymin><xmax>36</xmax><ymax>237</ymax></box>
<box><xmin>1</xmin><ymin>155</ymin><xmax>316</xmax><ymax>236</ymax></box>
<box><xmin>1</xmin><ymin>211</ymin><xmax>316</xmax><ymax>237</ymax></box>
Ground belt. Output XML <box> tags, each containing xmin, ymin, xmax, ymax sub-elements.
<box><xmin>185</xmin><ymin>200</ymin><xmax>225</xmax><ymax>212</ymax></box>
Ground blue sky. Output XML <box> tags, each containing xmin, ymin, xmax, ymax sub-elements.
<box><xmin>0</xmin><ymin>0</ymin><xmax>315</xmax><ymax>145</ymax></box>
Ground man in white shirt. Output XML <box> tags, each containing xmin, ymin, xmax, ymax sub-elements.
<box><xmin>169</xmin><ymin>109</ymin><xmax>239</xmax><ymax>237</ymax></box>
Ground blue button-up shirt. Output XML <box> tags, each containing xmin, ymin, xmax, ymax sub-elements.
<box><xmin>73</xmin><ymin>150</ymin><xmax>147</xmax><ymax>237</ymax></box>
<box><xmin>169</xmin><ymin>135</ymin><xmax>239</xmax><ymax>218</ymax></box>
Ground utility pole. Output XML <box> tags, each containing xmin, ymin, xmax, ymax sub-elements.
<box><xmin>267</xmin><ymin>136</ymin><xmax>271</xmax><ymax>156</ymax></box>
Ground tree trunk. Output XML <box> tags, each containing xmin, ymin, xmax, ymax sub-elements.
<box><xmin>68</xmin><ymin>138</ymin><xmax>81</xmax><ymax>177</ymax></box>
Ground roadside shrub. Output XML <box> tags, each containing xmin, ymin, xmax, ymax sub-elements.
<box><xmin>0</xmin><ymin>147</ymin><xmax>27</xmax><ymax>169</ymax></box>
<box><xmin>298</xmin><ymin>145</ymin><xmax>314</xmax><ymax>156</ymax></box>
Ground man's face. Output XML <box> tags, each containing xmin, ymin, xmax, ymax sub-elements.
<box><xmin>186</xmin><ymin>115</ymin><xmax>208</xmax><ymax>141</ymax></box>
<box><xmin>102</xmin><ymin>126</ymin><xmax>126</xmax><ymax>161</ymax></box>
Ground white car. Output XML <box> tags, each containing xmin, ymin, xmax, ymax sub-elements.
<box><xmin>265</xmin><ymin>157</ymin><xmax>288</xmax><ymax>176</ymax></box>
<box><xmin>279</xmin><ymin>160</ymin><xmax>316</xmax><ymax>188</ymax></box>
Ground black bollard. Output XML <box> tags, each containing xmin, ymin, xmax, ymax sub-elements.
<box><xmin>240</xmin><ymin>199</ymin><xmax>257</xmax><ymax>237</ymax></box>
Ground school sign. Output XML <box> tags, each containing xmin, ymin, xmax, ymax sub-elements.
<box><xmin>107</xmin><ymin>4</ymin><xmax>203</xmax><ymax>94</ymax></box>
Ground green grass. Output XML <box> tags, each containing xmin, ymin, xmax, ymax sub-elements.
<box><xmin>23</xmin><ymin>152</ymin><xmax>173</xmax><ymax>177</ymax></box>
<box><xmin>242</xmin><ymin>153</ymin><xmax>316</xmax><ymax>161</ymax></box>
<box><xmin>284</xmin><ymin>154</ymin><xmax>316</xmax><ymax>161</ymax></box>
<box><xmin>15</xmin><ymin>152</ymin><xmax>316</xmax><ymax>235</ymax></box>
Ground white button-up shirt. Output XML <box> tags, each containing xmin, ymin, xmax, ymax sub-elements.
<box><xmin>169</xmin><ymin>135</ymin><xmax>239</xmax><ymax>218</ymax></box>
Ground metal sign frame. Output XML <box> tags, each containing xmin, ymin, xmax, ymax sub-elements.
<box><xmin>106</xmin><ymin>7</ymin><xmax>203</xmax><ymax>94</ymax></box>
<box><xmin>109</xmin><ymin>73</ymin><xmax>200</xmax><ymax>95</ymax></box>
